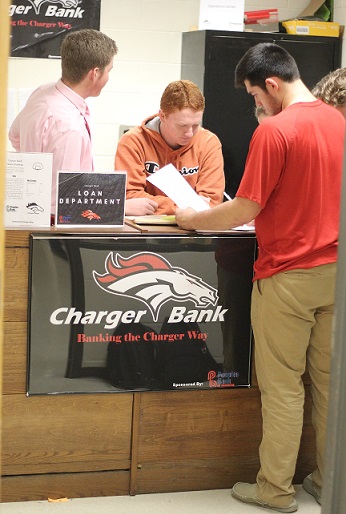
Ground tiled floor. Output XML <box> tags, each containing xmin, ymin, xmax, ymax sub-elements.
<box><xmin>1</xmin><ymin>486</ymin><xmax>321</xmax><ymax>513</ymax></box>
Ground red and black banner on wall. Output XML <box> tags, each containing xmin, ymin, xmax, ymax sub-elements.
<box><xmin>9</xmin><ymin>0</ymin><xmax>101</xmax><ymax>58</ymax></box>
<box><xmin>28</xmin><ymin>234</ymin><xmax>255</xmax><ymax>394</ymax></box>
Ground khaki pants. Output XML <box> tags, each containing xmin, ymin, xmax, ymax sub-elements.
<box><xmin>251</xmin><ymin>262</ymin><xmax>336</xmax><ymax>507</ymax></box>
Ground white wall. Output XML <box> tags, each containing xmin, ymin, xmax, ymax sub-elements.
<box><xmin>7</xmin><ymin>0</ymin><xmax>346</xmax><ymax>171</ymax></box>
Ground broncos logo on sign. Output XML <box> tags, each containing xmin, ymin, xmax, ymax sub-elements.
<box><xmin>28</xmin><ymin>0</ymin><xmax>79</xmax><ymax>15</ymax></box>
<box><xmin>93</xmin><ymin>252</ymin><xmax>218</xmax><ymax>322</ymax></box>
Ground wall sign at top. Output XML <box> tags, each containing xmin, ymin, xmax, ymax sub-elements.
<box><xmin>198</xmin><ymin>0</ymin><xmax>244</xmax><ymax>31</ymax></box>
<box><xmin>9</xmin><ymin>0</ymin><xmax>100</xmax><ymax>59</ymax></box>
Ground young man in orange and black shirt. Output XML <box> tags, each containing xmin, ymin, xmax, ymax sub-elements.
<box><xmin>115</xmin><ymin>80</ymin><xmax>225</xmax><ymax>215</ymax></box>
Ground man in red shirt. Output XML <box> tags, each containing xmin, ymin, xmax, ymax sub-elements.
<box><xmin>176</xmin><ymin>43</ymin><xmax>345</xmax><ymax>512</ymax></box>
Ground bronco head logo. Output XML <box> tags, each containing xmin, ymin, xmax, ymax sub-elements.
<box><xmin>93</xmin><ymin>252</ymin><xmax>218</xmax><ymax>321</ymax></box>
<box><xmin>28</xmin><ymin>0</ymin><xmax>79</xmax><ymax>15</ymax></box>
<box><xmin>26</xmin><ymin>202</ymin><xmax>44</xmax><ymax>213</ymax></box>
<box><xmin>81</xmin><ymin>210</ymin><xmax>101</xmax><ymax>221</ymax></box>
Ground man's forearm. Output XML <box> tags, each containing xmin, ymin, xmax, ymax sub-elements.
<box><xmin>175</xmin><ymin>197</ymin><xmax>261</xmax><ymax>231</ymax></box>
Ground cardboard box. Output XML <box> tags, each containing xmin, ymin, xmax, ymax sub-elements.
<box><xmin>298</xmin><ymin>0</ymin><xmax>333</xmax><ymax>21</ymax></box>
<box><xmin>282</xmin><ymin>19</ymin><xmax>339</xmax><ymax>37</ymax></box>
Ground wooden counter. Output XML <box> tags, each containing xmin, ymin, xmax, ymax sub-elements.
<box><xmin>1</xmin><ymin>229</ymin><xmax>316</xmax><ymax>502</ymax></box>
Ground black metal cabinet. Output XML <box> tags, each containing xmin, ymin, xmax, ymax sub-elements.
<box><xmin>181</xmin><ymin>30</ymin><xmax>342</xmax><ymax>197</ymax></box>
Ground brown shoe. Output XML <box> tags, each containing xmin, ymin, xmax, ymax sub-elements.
<box><xmin>231</xmin><ymin>482</ymin><xmax>298</xmax><ymax>513</ymax></box>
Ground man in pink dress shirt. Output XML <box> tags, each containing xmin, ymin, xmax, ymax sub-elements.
<box><xmin>9</xmin><ymin>28</ymin><xmax>158</xmax><ymax>219</ymax></box>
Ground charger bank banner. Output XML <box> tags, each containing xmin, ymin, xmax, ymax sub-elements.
<box><xmin>9</xmin><ymin>0</ymin><xmax>100</xmax><ymax>58</ymax></box>
<box><xmin>28</xmin><ymin>234</ymin><xmax>256</xmax><ymax>394</ymax></box>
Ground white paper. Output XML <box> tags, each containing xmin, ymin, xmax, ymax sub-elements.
<box><xmin>7</xmin><ymin>89</ymin><xmax>16</xmax><ymax>128</ymax></box>
<box><xmin>197</xmin><ymin>225</ymin><xmax>255</xmax><ymax>233</ymax></box>
<box><xmin>5</xmin><ymin>152</ymin><xmax>52</xmax><ymax>228</ymax></box>
<box><xmin>198</xmin><ymin>0</ymin><xmax>245</xmax><ymax>31</ymax></box>
<box><xmin>146</xmin><ymin>163</ymin><xmax>210</xmax><ymax>212</ymax></box>
<box><xmin>19</xmin><ymin>88</ymin><xmax>34</xmax><ymax>110</ymax></box>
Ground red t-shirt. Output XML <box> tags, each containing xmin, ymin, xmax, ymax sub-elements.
<box><xmin>237</xmin><ymin>100</ymin><xmax>345</xmax><ymax>280</ymax></box>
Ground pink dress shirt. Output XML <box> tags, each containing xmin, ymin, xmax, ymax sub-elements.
<box><xmin>9</xmin><ymin>79</ymin><xmax>94</xmax><ymax>213</ymax></box>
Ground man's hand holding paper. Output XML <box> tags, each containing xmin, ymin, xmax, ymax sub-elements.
<box><xmin>146</xmin><ymin>163</ymin><xmax>211</xmax><ymax>212</ymax></box>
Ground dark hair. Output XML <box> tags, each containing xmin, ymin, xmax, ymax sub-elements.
<box><xmin>235</xmin><ymin>42</ymin><xmax>300</xmax><ymax>91</ymax></box>
<box><xmin>61</xmin><ymin>29</ymin><xmax>118</xmax><ymax>84</ymax></box>
<box><xmin>160</xmin><ymin>80</ymin><xmax>205</xmax><ymax>114</ymax></box>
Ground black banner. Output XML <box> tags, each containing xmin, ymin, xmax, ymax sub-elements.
<box><xmin>9</xmin><ymin>0</ymin><xmax>100</xmax><ymax>58</ymax></box>
<box><xmin>28</xmin><ymin>234</ymin><xmax>256</xmax><ymax>394</ymax></box>
<box><xmin>56</xmin><ymin>172</ymin><xmax>126</xmax><ymax>227</ymax></box>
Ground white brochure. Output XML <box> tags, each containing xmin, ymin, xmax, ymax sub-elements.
<box><xmin>198</xmin><ymin>0</ymin><xmax>245</xmax><ymax>31</ymax></box>
<box><xmin>5</xmin><ymin>152</ymin><xmax>52</xmax><ymax>228</ymax></box>
<box><xmin>146</xmin><ymin>163</ymin><xmax>210</xmax><ymax>212</ymax></box>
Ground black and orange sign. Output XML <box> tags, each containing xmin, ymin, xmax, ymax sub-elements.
<box><xmin>28</xmin><ymin>234</ymin><xmax>256</xmax><ymax>394</ymax></box>
<box><xmin>9</xmin><ymin>0</ymin><xmax>100</xmax><ymax>58</ymax></box>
